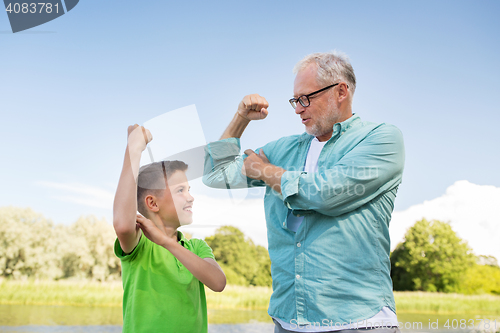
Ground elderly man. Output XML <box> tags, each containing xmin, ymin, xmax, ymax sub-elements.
<box><xmin>203</xmin><ymin>51</ymin><xmax>405</xmax><ymax>333</ymax></box>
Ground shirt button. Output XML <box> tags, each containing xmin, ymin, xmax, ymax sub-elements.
<box><xmin>296</xmin><ymin>274</ymin><xmax>301</xmax><ymax>279</ymax></box>
<box><xmin>297</xmin><ymin>242</ymin><xmax>301</xmax><ymax>247</ymax></box>
<box><xmin>283</xmin><ymin>222</ymin><xmax>286</xmax><ymax>227</ymax></box>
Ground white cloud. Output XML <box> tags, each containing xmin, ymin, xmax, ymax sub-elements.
<box><xmin>37</xmin><ymin>181</ymin><xmax>114</xmax><ymax>210</ymax></box>
<box><xmin>390</xmin><ymin>180</ymin><xmax>500</xmax><ymax>260</ymax></box>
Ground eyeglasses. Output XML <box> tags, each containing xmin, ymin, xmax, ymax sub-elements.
<box><xmin>289</xmin><ymin>83</ymin><xmax>346</xmax><ymax>109</ymax></box>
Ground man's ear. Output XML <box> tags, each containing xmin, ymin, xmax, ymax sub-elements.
<box><xmin>145</xmin><ymin>195</ymin><xmax>159</xmax><ymax>213</ymax></box>
<box><xmin>337</xmin><ymin>82</ymin><xmax>349</xmax><ymax>103</ymax></box>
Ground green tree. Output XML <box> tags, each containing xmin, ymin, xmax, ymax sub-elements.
<box><xmin>0</xmin><ymin>206</ymin><xmax>120</xmax><ymax>281</ymax></box>
<box><xmin>62</xmin><ymin>216</ymin><xmax>121</xmax><ymax>281</ymax></box>
<box><xmin>460</xmin><ymin>256</ymin><xmax>500</xmax><ymax>295</ymax></box>
<box><xmin>0</xmin><ymin>207</ymin><xmax>61</xmax><ymax>280</ymax></box>
<box><xmin>391</xmin><ymin>219</ymin><xmax>475</xmax><ymax>292</ymax></box>
<box><xmin>205</xmin><ymin>226</ymin><xmax>272</xmax><ymax>286</ymax></box>
<box><xmin>251</xmin><ymin>245</ymin><xmax>272</xmax><ymax>286</ymax></box>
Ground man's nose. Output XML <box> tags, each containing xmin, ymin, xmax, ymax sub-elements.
<box><xmin>295</xmin><ymin>103</ymin><xmax>305</xmax><ymax>114</ymax></box>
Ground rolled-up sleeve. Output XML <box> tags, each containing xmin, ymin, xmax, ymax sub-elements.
<box><xmin>282</xmin><ymin>124</ymin><xmax>405</xmax><ymax>217</ymax></box>
<box><xmin>203</xmin><ymin>137</ymin><xmax>266</xmax><ymax>189</ymax></box>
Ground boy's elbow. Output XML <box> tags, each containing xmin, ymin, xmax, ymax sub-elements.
<box><xmin>213</xmin><ymin>278</ymin><xmax>226</xmax><ymax>293</ymax></box>
<box><xmin>113</xmin><ymin>220</ymin><xmax>134</xmax><ymax>238</ymax></box>
<box><xmin>112</xmin><ymin>219</ymin><xmax>121</xmax><ymax>234</ymax></box>
<box><xmin>113</xmin><ymin>218</ymin><xmax>124</xmax><ymax>233</ymax></box>
<box><xmin>211</xmin><ymin>274</ymin><xmax>226</xmax><ymax>292</ymax></box>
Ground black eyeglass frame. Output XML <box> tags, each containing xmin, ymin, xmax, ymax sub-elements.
<box><xmin>289</xmin><ymin>83</ymin><xmax>348</xmax><ymax>109</ymax></box>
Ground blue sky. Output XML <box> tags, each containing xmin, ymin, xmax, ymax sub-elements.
<box><xmin>1</xmin><ymin>0</ymin><xmax>499</xmax><ymax>235</ymax></box>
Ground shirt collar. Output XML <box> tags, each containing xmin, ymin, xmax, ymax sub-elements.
<box><xmin>337</xmin><ymin>113</ymin><xmax>360</xmax><ymax>135</ymax></box>
<box><xmin>177</xmin><ymin>230</ymin><xmax>187</xmax><ymax>246</ymax></box>
<box><xmin>298</xmin><ymin>113</ymin><xmax>361</xmax><ymax>142</ymax></box>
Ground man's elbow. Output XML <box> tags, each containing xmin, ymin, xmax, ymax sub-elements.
<box><xmin>202</xmin><ymin>172</ymin><xmax>228</xmax><ymax>189</ymax></box>
<box><xmin>201</xmin><ymin>174</ymin><xmax>212</xmax><ymax>187</ymax></box>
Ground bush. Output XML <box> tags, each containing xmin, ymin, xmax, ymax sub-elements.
<box><xmin>0</xmin><ymin>207</ymin><xmax>120</xmax><ymax>281</ymax></box>
<box><xmin>391</xmin><ymin>219</ymin><xmax>476</xmax><ymax>292</ymax></box>
<box><xmin>205</xmin><ymin>226</ymin><xmax>272</xmax><ymax>287</ymax></box>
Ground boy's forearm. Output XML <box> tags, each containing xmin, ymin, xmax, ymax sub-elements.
<box><xmin>163</xmin><ymin>240</ymin><xmax>226</xmax><ymax>292</ymax></box>
<box><xmin>113</xmin><ymin>147</ymin><xmax>142</xmax><ymax>232</ymax></box>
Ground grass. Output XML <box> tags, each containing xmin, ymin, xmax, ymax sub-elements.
<box><xmin>394</xmin><ymin>291</ymin><xmax>500</xmax><ymax>315</ymax></box>
<box><xmin>205</xmin><ymin>285</ymin><xmax>272</xmax><ymax>310</ymax></box>
<box><xmin>0</xmin><ymin>279</ymin><xmax>123</xmax><ymax>307</ymax></box>
<box><xmin>1</xmin><ymin>280</ymin><xmax>499</xmax><ymax>315</ymax></box>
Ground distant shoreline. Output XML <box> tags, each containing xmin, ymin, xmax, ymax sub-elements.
<box><xmin>1</xmin><ymin>281</ymin><xmax>499</xmax><ymax>315</ymax></box>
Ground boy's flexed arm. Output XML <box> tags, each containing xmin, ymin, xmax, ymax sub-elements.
<box><xmin>113</xmin><ymin>125</ymin><xmax>152</xmax><ymax>254</ymax></box>
<box><xmin>136</xmin><ymin>215</ymin><xmax>226</xmax><ymax>292</ymax></box>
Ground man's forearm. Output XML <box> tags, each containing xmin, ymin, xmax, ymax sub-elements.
<box><xmin>260</xmin><ymin>165</ymin><xmax>286</xmax><ymax>194</ymax></box>
<box><xmin>220</xmin><ymin>112</ymin><xmax>251</xmax><ymax>140</ymax></box>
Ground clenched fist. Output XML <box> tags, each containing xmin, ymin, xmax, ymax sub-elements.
<box><xmin>237</xmin><ymin>94</ymin><xmax>269</xmax><ymax>121</ymax></box>
<box><xmin>127</xmin><ymin>124</ymin><xmax>153</xmax><ymax>153</ymax></box>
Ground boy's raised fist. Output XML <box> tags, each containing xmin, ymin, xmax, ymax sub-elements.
<box><xmin>127</xmin><ymin>124</ymin><xmax>153</xmax><ymax>152</ymax></box>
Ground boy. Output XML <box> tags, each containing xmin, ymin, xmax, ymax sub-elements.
<box><xmin>113</xmin><ymin>124</ymin><xmax>226</xmax><ymax>333</ymax></box>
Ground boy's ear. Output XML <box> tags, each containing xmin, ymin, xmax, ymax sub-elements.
<box><xmin>145</xmin><ymin>195</ymin><xmax>160</xmax><ymax>213</ymax></box>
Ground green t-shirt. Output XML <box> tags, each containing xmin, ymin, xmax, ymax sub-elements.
<box><xmin>114</xmin><ymin>231</ymin><xmax>215</xmax><ymax>333</ymax></box>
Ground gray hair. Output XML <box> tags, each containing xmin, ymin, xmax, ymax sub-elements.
<box><xmin>293</xmin><ymin>50</ymin><xmax>356</xmax><ymax>95</ymax></box>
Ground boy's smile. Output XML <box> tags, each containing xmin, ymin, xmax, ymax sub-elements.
<box><xmin>160</xmin><ymin>170</ymin><xmax>194</xmax><ymax>227</ymax></box>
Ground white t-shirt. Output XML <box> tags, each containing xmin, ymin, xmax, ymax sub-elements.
<box><xmin>278</xmin><ymin>137</ymin><xmax>398</xmax><ymax>332</ymax></box>
<box><xmin>286</xmin><ymin>137</ymin><xmax>326</xmax><ymax>232</ymax></box>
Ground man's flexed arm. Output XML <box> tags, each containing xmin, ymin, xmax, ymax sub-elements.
<box><xmin>203</xmin><ymin>94</ymin><xmax>270</xmax><ymax>190</ymax></box>
<box><xmin>113</xmin><ymin>125</ymin><xmax>152</xmax><ymax>254</ymax></box>
<box><xmin>220</xmin><ymin>94</ymin><xmax>269</xmax><ymax>139</ymax></box>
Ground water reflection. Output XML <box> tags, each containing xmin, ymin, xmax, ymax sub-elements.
<box><xmin>209</xmin><ymin>309</ymin><xmax>273</xmax><ymax>324</ymax></box>
<box><xmin>0</xmin><ymin>304</ymin><xmax>122</xmax><ymax>326</ymax></box>
<box><xmin>0</xmin><ymin>327</ymin><xmax>122</xmax><ymax>333</ymax></box>
<box><xmin>0</xmin><ymin>305</ymin><xmax>276</xmax><ymax>332</ymax></box>
<box><xmin>0</xmin><ymin>304</ymin><xmax>498</xmax><ymax>333</ymax></box>
<box><xmin>0</xmin><ymin>325</ymin><xmax>277</xmax><ymax>333</ymax></box>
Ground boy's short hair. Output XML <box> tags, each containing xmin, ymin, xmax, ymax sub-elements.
<box><xmin>137</xmin><ymin>160</ymin><xmax>188</xmax><ymax>217</ymax></box>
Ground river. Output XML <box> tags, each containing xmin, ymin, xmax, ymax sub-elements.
<box><xmin>0</xmin><ymin>304</ymin><xmax>498</xmax><ymax>332</ymax></box>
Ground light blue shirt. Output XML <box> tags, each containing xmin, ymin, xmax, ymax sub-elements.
<box><xmin>203</xmin><ymin>114</ymin><xmax>405</xmax><ymax>326</ymax></box>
